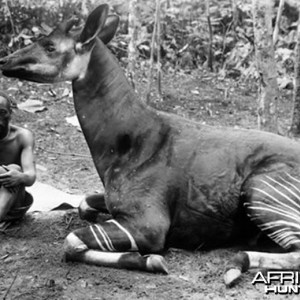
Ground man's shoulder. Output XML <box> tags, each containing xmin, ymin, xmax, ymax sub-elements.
<box><xmin>11</xmin><ymin>124</ymin><xmax>32</xmax><ymax>135</ymax></box>
<box><xmin>11</xmin><ymin>125</ymin><xmax>34</xmax><ymax>142</ymax></box>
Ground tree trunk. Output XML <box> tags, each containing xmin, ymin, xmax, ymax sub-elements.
<box><xmin>252</xmin><ymin>0</ymin><xmax>279</xmax><ymax>132</ymax></box>
<box><xmin>273</xmin><ymin>0</ymin><xmax>285</xmax><ymax>45</ymax></box>
<box><xmin>4</xmin><ymin>0</ymin><xmax>17</xmax><ymax>47</ymax></box>
<box><xmin>205</xmin><ymin>0</ymin><xmax>214</xmax><ymax>71</ymax></box>
<box><xmin>127</xmin><ymin>0</ymin><xmax>140</xmax><ymax>90</ymax></box>
<box><xmin>166</xmin><ymin>0</ymin><xmax>171</xmax><ymax>9</ymax></box>
<box><xmin>289</xmin><ymin>7</ymin><xmax>300</xmax><ymax>137</ymax></box>
<box><xmin>146</xmin><ymin>0</ymin><xmax>161</xmax><ymax>104</ymax></box>
<box><xmin>156</xmin><ymin>0</ymin><xmax>162</xmax><ymax>99</ymax></box>
<box><xmin>231</xmin><ymin>0</ymin><xmax>238</xmax><ymax>31</ymax></box>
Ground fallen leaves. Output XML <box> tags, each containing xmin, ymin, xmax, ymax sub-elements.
<box><xmin>17</xmin><ymin>99</ymin><xmax>46</xmax><ymax>113</ymax></box>
<box><xmin>65</xmin><ymin>115</ymin><xmax>80</xmax><ymax>128</ymax></box>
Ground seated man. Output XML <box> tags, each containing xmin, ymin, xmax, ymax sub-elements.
<box><xmin>0</xmin><ymin>91</ymin><xmax>36</xmax><ymax>228</ymax></box>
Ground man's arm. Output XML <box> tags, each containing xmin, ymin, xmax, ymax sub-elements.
<box><xmin>19</xmin><ymin>128</ymin><xmax>36</xmax><ymax>186</ymax></box>
<box><xmin>0</xmin><ymin>128</ymin><xmax>36</xmax><ymax>188</ymax></box>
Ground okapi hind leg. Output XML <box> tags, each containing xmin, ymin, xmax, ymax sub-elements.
<box><xmin>224</xmin><ymin>171</ymin><xmax>300</xmax><ymax>287</ymax></box>
<box><xmin>63</xmin><ymin>219</ymin><xmax>169</xmax><ymax>274</ymax></box>
<box><xmin>224</xmin><ymin>251</ymin><xmax>300</xmax><ymax>287</ymax></box>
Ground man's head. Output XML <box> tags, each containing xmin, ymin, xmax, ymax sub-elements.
<box><xmin>0</xmin><ymin>92</ymin><xmax>12</xmax><ymax>139</ymax></box>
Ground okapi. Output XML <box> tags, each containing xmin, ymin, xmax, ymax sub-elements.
<box><xmin>1</xmin><ymin>4</ymin><xmax>300</xmax><ymax>287</ymax></box>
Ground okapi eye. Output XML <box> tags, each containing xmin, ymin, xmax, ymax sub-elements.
<box><xmin>45</xmin><ymin>44</ymin><xmax>56</xmax><ymax>53</ymax></box>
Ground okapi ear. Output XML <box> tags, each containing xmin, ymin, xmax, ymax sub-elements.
<box><xmin>78</xmin><ymin>4</ymin><xmax>109</xmax><ymax>52</ymax></box>
<box><xmin>98</xmin><ymin>15</ymin><xmax>119</xmax><ymax>45</ymax></box>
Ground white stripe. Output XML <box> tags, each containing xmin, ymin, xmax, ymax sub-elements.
<box><xmin>278</xmin><ymin>176</ymin><xmax>300</xmax><ymax>198</ymax></box>
<box><xmin>276</xmin><ymin>231</ymin><xmax>295</xmax><ymax>242</ymax></box>
<box><xmin>251</xmin><ymin>187</ymin><xmax>300</xmax><ymax>215</ymax></box>
<box><xmin>268</xmin><ymin>228</ymin><xmax>287</xmax><ymax>237</ymax></box>
<box><xmin>260</xmin><ymin>220</ymin><xmax>300</xmax><ymax>230</ymax></box>
<box><xmin>260</xmin><ymin>179</ymin><xmax>300</xmax><ymax>210</ymax></box>
<box><xmin>260</xmin><ymin>227</ymin><xmax>300</xmax><ymax>249</ymax></box>
<box><xmin>250</xmin><ymin>200</ymin><xmax>299</xmax><ymax>221</ymax></box>
<box><xmin>261</xmin><ymin>222</ymin><xmax>285</xmax><ymax>231</ymax></box>
<box><xmin>94</xmin><ymin>225</ymin><xmax>115</xmax><ymax>251</ymax></box>
<box><xmin>90</xmin><ymin>225</ymin><xmax>106</xmax><ymax>251</ymax></box>
<box><xmin>278</xmin><ymin>235</ymin><xmax>299</xmax><ymax>248</ymax></box>
<box><xmin>106</xmin><ymin>219</ymin><xmax>138</xmax><ymax>251</ymax></box>
<box><xmin>248</xmin><ymin>206</ymin><xmax>300</xmax><ymax>225</ymax></box>
<box><xmin>287</xmin><ymin>240</ymin><xmax>300</xmax><ymax>245</ymax></box>
<box><xmin>96</xmin><ymin>224</ymin><xmax>116</xmax><ymax>251</ymax></box>
<box><xmin>258</xmin><ymin>221</ymin><xmax>300</xmax><ymax>247</ymax></box>
<box><xmin>285</xmin><ymin>172</ymin><xmax>300</xmax><ymax>184</ymax></box>
<box><xmin>266</xmin><ymin>176</ymin><xmax>300</xmax><ymax>204</ymax></box>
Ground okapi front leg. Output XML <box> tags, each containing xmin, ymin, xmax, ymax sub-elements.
<box><xmin>64</xmin><ymin>219</ymin><xmax>168</xmax><ymax>274</ymax></box>
<box><xmin>78</xmin><ymin>193</ymin><xmax>110</xmax><ymax>222</ymax></box>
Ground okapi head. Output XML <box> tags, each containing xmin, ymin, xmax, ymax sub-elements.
<box><xmin>0</xmin><ymin>4</ymin><xmax>119</xmax><ymax>83</ymax></box>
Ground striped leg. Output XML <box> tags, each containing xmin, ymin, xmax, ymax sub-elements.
<box><xmin>224</xmin><ymin>171</ymin><xmax>300</xmax><ymax>286</ymax></box>
<box><xmin>64</xmin><ymin>218</ymin><xmax>168</xmax><ymax>273</ymax></box>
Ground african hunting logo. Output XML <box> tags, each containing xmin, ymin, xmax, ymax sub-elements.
<box><xmin>252</xmin><ymin>271</ymin><xmax>300</xmax><ymax>294</ymax></box>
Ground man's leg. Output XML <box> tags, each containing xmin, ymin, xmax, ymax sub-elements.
<box><xmin>0</xmin><ymin>164</ymin><xmax>25</xmax><ymax>222</ymax></box>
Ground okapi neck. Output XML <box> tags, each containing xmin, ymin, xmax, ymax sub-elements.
<box><xmin>72</xmin><ymin>39</ymin><xmax>165</xmax><ymax>176</ymax></box>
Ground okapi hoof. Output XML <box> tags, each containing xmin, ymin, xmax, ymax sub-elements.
<box><xmin>224</xmin><ymin>251</ymin><xmax>250</xmax><ymax>287</ymax></box>
<box><xmin>224</xmin><ymin>268</ymin><xmax>242</xmax><ymax>287</ymax></box>
<box><xmin>145</xmin><ymin>254</ymin><xmax>169</xmax><ymax>274</ymax></box>
<box><xmin>63</xmin><ymin>232</ymin><xmax>88</xmax><ymax>259</ymax></box>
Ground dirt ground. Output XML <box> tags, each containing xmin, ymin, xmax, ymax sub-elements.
<box><xmin>0</xmin><ymin>69</ymin><xmax>298</xmax><ymax>300</ymax></box>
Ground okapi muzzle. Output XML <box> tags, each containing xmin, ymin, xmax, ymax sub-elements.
<box><xmin>2</xmin><ymin>3</ymin><xmax>300</xmax><ymax>288</ymax></box>
<box><xmin>0</xmin><ymin>19</ymin><xmax>82</xmax><ymax>83</ymax></box>
<box><xmin>0</xmin><ymin>45</ymin><xmax>57</xmax><ymax>83</ymax></box>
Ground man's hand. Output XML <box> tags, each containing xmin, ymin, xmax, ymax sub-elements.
<box><xmin>0</xmin><ymin>166</ymin><xmax>24</xmax><ymax>188</ymax></box>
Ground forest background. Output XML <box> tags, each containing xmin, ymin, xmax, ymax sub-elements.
<box><xmin>0</xmin><ymin>0</ymin><xmax>299</xmax><ymax>135</ymax></box>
